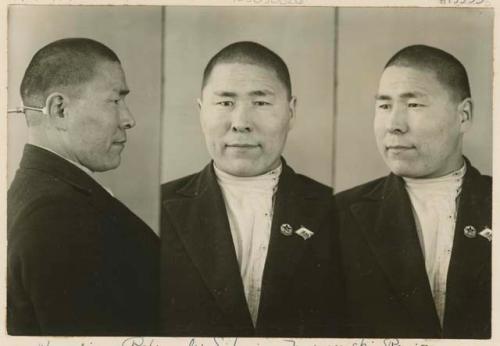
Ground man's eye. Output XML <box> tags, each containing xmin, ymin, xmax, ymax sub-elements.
<box><xmin>216</xmin><ymin>101</ymin><xmax>234</xmax><ymax>107</ymax></box>
<box><xmin>377</xmin><ymin>103</ymin><xmax>391</xmax><ymax>110</ymax></box>
<box><xmin>408</xmin><ymin>103</ymin><xmax>424</xmax><ymax>108</ymax></box>
<box><xmin>254</xmin><ymin>101</ymin><xmax>271</xmax><ymax>106</ymax></box>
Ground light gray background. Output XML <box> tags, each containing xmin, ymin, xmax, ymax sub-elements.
<box><xmin>334</xmin><ymin>7</ymin><xmax>493</xmax><ymax>192</ymax></box>
<box><xmin>161</xmin><ymin>6</ymin><xmax>335</xmax><ymax>186</ymax></box>
<box><xmin>7</xmin><ymin>6</ymin><xmax>162</xmax><ymax>233</ymax></box>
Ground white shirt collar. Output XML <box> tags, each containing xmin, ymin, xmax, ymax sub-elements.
<box><xmin>214</xmin><ymin>163</ymin><xmax>282</xmax><ymax>192</ymax></box>
<box><xmin>403</xmin><ymin>163</ymin><xmax>466</xmax><ymax>188</ymax></box>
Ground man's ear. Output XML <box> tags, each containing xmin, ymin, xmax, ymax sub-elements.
<box><xmin>287</xmin><ymin>96</ymin><xmax>297</xmax><ymax>131</ymax></box>
<box><xmin>197</xmin><ymin>97</ymin><xmax>208</xmax><ymax>134</ymax></box>
<box><xmin>46</xmin><ymin>92</ymin><xmax>67</xmax><ymax>130</ymax></box>
<box><xmin>458</xmin><ymin>97</ymin><xmax>473</xmax><ymax>134</ymax></box>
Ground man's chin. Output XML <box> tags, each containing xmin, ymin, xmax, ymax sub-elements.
<box><xmin>216</xmin><ymin>159</ymin><xmax>267</xmax><ymax>177</ymax></box>
<box><xmin>84</xmin><ymin>157</ymin><xmax>121</xmax><ymax>172</ymax></box>
<box><xmin>386</xmin><ymin>159</ymin><xmax>418</xmax><ymax>178</ymax></box>
<box><xmin>390</xmin><ymin>164</ymin><xmax>426</xmax><ymax>179</ymax></box>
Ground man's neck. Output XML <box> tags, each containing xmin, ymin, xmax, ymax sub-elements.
<box><xmin>29</xmin><ymin>142</ymin><xmax>93</xmax><ymax>175</ymax></box>
<box><xmin>28</xmin><ymin>131</ymin><xmax>90</xmax><ymax>171</ymax></box>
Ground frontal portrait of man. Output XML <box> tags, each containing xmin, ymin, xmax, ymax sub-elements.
<box><xmin>7</xmin><ymin>38</ymin><xmax>159</xmax><ymax>336</ymax></box>
<box><xmin>335</xmin><ymin>45</ymin><xmax>491</xmax><ymax>338</ymax></box>
<box><xmin>160</xmin><ymin>41</ymin><xmax>341</xmax><ymax>337</ymax></box>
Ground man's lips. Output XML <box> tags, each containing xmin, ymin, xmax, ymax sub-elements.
<box><xmin>112</xmin><ymin>140</ymin><xmax>126</xmax><ymax>146</ymax></box>
<box><xmin>386</xmin><ymin>145</ymin><xmax>415</xmax><ymax>153</ymax></box>
<box><xmin>226</xmin><ymin>143</ymin><xmax>259</xmax><ymax>148</ymax></box>
<box><xmin>387</xmin><ymin>145</ymin><xmax>413</xmax><ymax>149</ymax></box>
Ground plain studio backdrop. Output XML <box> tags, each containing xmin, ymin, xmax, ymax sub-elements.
<box><xmin>7</xmin><ymin>6</ymin><xmax>493</xmax><ymax>233</ymax></box>
<box><xmin>161</xmin><ymin>6</ymin><xmax>336</xmax><ymax>186</ymax></box>
<box><xmin>334</xmin><ymin>7</ymin><xmax>493</xmax><ymax>191</ymax></box>
<box><xmin>162</xmin><ymin>6</ymin><xmax>493</xmax><ymax>191</ymax></box>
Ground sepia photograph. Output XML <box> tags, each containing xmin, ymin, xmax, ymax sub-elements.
<box><xmin>1</xmin><ymin>1</ymin><xmax>497</xmax><ymax>345</ymax></box>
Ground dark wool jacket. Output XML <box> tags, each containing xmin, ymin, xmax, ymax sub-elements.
<box><xmin>8</xmin><ymin>144</ymin><xmax>159</xmax><ymax>336</ymax></box>
<box><xmin>160</xmin><ymin>160</ymin><xmax>343</xmax><ymax>337</ymax></box>
<box><xmin>335</xmin><ymin>158</ymin><xmax>491</xmax><ymax>339</ymax></box>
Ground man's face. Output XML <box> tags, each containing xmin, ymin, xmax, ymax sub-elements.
<box><xmin>374</xmin><ymin>65</ymin><xmax>469</xmax><ymax>178</ymax></box>
<box><xmin>199</xmin><ymin>62</ymin><xmax>295</xmax><ymax>177</ymax></box>
<box><xmin>63</xmin><ymin>60</ymin><xmax>135</xmax><ymax>172</ymax></box>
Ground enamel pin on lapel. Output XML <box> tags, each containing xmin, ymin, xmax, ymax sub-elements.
<box><xmin>295</xmin><ymin>226</ymin><xmax>314</xmax><ymax>240</ymax></box>
<box><xmin>280</xmin><ymin>224</ymin><xmax>293</xmax><ymax>236</ymax></box>
<box><xmin>464</xmin><ymin>225</ymin><xmax>477</xmax><ymax>239</ymax></box>
<box><xmin>479</xmin><ymin>227</ymin><xmax>492</xmax><ymax>242</ymax></box>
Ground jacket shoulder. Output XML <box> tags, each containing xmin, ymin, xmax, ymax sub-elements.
<box><xmin>8</xmin><ymin>169</ymin><xmax>89</xmax><ymax>229</ymax></box>
<box><xmin>474</xmin><ymin>170</ymin><xmax>492</xmax><ymax>189</ymax></box>
<box><xmin>293</xmin><ymin>173</ymin><xmax>333</xmax><ymax>197</ymax></box>
<box><xmin>161</xmin><ymin>172</ymin><xmax>200</xmax><ymax>201</ymax></box>
<box><xmin>334</xmin><ymin>176</ymin><xmax>388</xmax><ymax>211</ymax></box>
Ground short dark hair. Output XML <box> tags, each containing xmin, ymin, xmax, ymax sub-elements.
<box><xmin>201</xmin><ymin>41</ymin><xmax>292</xmax><ymax>99</ymax></box>
<box><xmin>384</xmin><ymin>44</ymin><xmax>471</xmax><ymax>102</ymax></box>
<box><xmin>20</xmin><ymin>38</ymin><xmax>120</xmax><ymax>107</ymax></box>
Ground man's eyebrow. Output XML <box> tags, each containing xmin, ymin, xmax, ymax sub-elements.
<box><xmin>214</xmin><ymin>91</ymin><xmax>237</xmax><ymax>97</ymax></box>
<box><xmin>375</xmin><ymin>94</ymin><xmax>391</xmax><ymax>101</ymax></box>
<box><xmin>375</xmin><ymin>91</ymin><xmax>427</xmax><ymax>100</ymax></box>
<box><xmin>399</xmin><ymin>91</ymin><xmax>427</xmax><ymax>99</ymax></box>
<box><xmin>249</xmin><ymin>89</ymin><xmax>275</xmax><ymax>97</ymax></box>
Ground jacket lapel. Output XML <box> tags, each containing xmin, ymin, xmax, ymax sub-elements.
<box><xmin>350</xmin><ymin>174</ymin><xmax>441</xmax><ymax>335</ymax></box>
<box><xmin>164</xmin><ymin>164</ymin><xmax>254</xmax><ymax>332</ymax></box>
<box><xmin>444</xmin><ymin>162</ymin><xmax>492</xmax><ymax>332</ymax></box>
<box><xmin>257</xmin><ymin>164</ymin><xmax>330</xmax><ymax>329</ymax></box>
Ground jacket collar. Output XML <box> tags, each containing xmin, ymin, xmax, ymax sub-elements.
<box><xmin>19</xmin><ymin>144</ymin><xmax>102</xmax><ymax>195</ymax></box>
<box><xmin>443</xmin><ymin>158</ymin><xmax>492</xmax><ymax>335</ymax></box>
<box><xmin>19</xmin><ymin>144</ymin><xmax>119</xmax><ymax>215</ymax></box>
<box><xmin>164</xmin><ymin>162</ymin><xmax>255</xmax><ymax>334</ymax></box>
<box><xmin>351</xmin><ymin>171</ymin><xmax>438</xmax><ymax>335</ymax></box>
<box><xmin>256</xmin><ymin>160</ymin><xmax>332</xmax><ymax>333</ymax></box>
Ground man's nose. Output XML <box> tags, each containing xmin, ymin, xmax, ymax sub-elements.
<box><xmin>386</xmin><ymin>104</ymin><xmax>408</xmax><ymax>134</ymax></box>
<box><xmin>231</xmin><ymin>104</ymin><xmax>252</xmax><ymax>133</ymax></box>
<box><xmin>120</xmin><ymin>103</ymin><xmax>136</xmax><ymax>130</ymax></box>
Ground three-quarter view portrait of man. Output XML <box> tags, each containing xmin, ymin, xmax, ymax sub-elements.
<box><xmin>160</xmin><ymin>41</ymin><xmax>341</xmax><ymax>337</ymax></box>
<box><xmin>335</xmin><ymin>45</ymin><xmax>491</xmax><ymax>338</ymax></box>
<box><xmin>7</xmin><ymin>38</ymin><xmax>159</xmax><ymax>336</ymax></box>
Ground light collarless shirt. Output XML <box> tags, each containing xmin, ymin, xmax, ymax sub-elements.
<box><xmin>30</xmin><ymin>143</ymin><xmax>114</xmax><ymax>196</ymax></box>
<box><xmin>214</xmin><ymin>163</ymin><xmax>281</xmax><ymax>327</ymax></box>
<box><xmin>403</xmin><ymin>163</ymin><xmax>466</xmax><ymax>326</ymax></box>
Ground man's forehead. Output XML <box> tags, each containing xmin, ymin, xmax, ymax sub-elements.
<box><xmin>207</xmin><ymin>62</ymin><xmax>280</xmax><ymax>84</ymax></box>
<box><xmin>86</xmin><ymin>61</ymin><xmax>128</xmax><ymax>90</ymax></box>
<box><xmin>377</xmin><ymin>65</ymin><xmax>444</xmax><ymax>95</ymax></box>
<box><xmin>204</xmin><ymin>63</ymin><xmax>286</xmax><ymax>97</ymax></box>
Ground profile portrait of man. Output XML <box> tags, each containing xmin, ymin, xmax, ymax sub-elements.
<box><xmin>7</xmin><ymin>38</ymin><xmax>159</xmax><ymax>336</ymax></box>
<box><xmin>160</xmin><ymin>41</ymin><xmax>340</xmax><ymax>337</ymax></box>
<box><xmin>335</xmin><ymin>45</ymin><xmax>491</xmax><ymax>338</ymax></box>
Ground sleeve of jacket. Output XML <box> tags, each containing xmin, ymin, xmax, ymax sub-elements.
<box><xmin>8</xmin><ymin>196</ymin><xmax>114</xmax><ymax>335</ymax></box>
